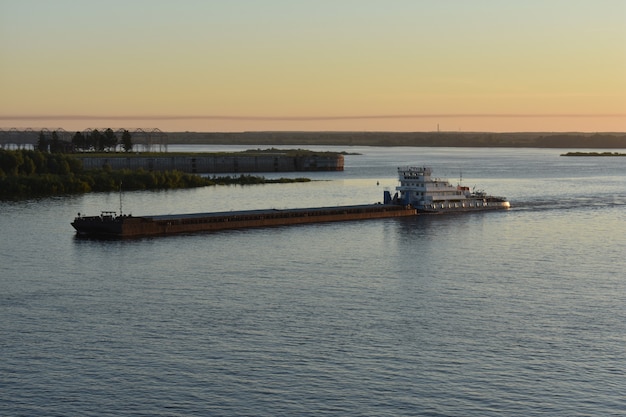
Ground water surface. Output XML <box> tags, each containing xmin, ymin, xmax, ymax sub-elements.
<box><xmin>2</xmin><ymin>147</ymin><xmax>625</xmax><ymax>416</ymax></box>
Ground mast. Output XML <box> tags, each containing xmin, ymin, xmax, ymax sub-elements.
<box><xmin>119</xmin><ymin>182</ymin><xmax>123</xmax><ymax>216</ymax></box>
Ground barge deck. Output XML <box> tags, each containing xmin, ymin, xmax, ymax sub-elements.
<box><xmin>72</xmin><ymin>204</ymin><xmax>417</xmax><ymax>238</ymax></box>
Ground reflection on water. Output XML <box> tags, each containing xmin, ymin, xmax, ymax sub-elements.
<box><xmin>1</xmin><ymin>147</ymin><xmax>625</xmax><ymax>416</ymax></box>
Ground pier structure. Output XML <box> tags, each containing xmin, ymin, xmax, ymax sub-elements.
<box><xmin>75</xmin><ymin>153</ymin><xmax>344</xmax><ymax>173</ymax></box>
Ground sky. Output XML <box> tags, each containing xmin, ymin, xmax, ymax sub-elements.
<box><xmin>1</xmin><ymin>0</ymin><xmax>625</xmax><ymax>132</ymax></box>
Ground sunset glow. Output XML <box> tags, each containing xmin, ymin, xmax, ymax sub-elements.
<box><xmin>1</xmin><ymin>0</ymin><xmax>625</xmax><ymax>132</ymax></box>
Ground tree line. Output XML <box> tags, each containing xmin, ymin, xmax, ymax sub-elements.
<box><xmin>37</xmin><ymin>128</ymin><xmax>133</xmax><ymax>153</ymax></box>
<box><xmin>0</xmin><ymin>149</ymin><xmax>206</xmax><ymax>198</ymax></box>
<box><xmin>0</xmin><ymin>149</ymin><xmax>310</xmax><ymax>199</ymax></box>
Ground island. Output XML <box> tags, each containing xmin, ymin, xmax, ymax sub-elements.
<box><xmin>561</xmin><ymin>152</ymin><xmax>626</xmax><ymax>157</ymax></box>
<box><xmin>0</xmin><ymin>149</ymin><xmax>312</xmax><ymax>200</ymax></box>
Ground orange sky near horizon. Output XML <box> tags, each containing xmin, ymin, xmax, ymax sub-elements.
<box><xmin>1</xmin><ymin>1</ymin><xmax>625</xmax><ymax>133</ymax></box>
<box><xmin>2</xmin><ymin>114</ymin><xmax>625</xmax><ymax>134</ymax></box>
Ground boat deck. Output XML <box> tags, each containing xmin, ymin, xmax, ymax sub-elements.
<box><xmin>73</xmin><ymin>204</ymin><xmax>418</xmax><ymax>238</ymax></box>
<box><xmin>143</xmin><ymin>204</ymin><xmax>399</xmax><ymax>222</ymax></box>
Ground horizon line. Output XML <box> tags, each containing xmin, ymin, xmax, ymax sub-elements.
<box><xmin>2</xmin><ymin>113</ymin><xmax>625</xmax><ymax>121</ymax></box>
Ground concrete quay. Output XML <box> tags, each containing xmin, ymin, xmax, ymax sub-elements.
<box><xmin>77</xmin><ymin>153</ymin><xmax>344</xmax><ymax>173</ymax></box>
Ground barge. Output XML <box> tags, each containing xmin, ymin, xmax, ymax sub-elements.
<box><xmin>72</xmin><ymin>204</ymin><xmax>417</xmax><ymax>238</ymax></box>
<box><xmin>72</xmin><ymin>166</ymin><xmax>509</xmax><ymax>238</ymax></box>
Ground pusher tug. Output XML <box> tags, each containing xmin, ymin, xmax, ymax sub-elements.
<box><xmin>384</xmin><ymin>166</ymin><xmax>510</xmax><ymax>212</ymax></box>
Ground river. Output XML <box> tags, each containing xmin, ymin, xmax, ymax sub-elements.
<box><xmin>1</xmin><ymin>146</ymin><xmax>624</xmax><ymax>416</ymax></box>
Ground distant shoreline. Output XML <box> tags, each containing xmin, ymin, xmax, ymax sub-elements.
<box><xmin>3</xmin><ymin>130</ymin><xmax>625</xmax><ymax>150</ymax></box>
<box><xmin>561</xmin><ymin>151</ymin><xmax>626</xmax><ymax>157</ymax></box>
<box><xmin>164</xmin><ymin>131</ymin><xmax>626</xmax><ymax>148</ymax></box>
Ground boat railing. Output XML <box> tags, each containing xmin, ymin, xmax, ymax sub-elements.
<box><xmin>398</xmin><ymin>166</ymin><xmax>432</xmax><ymax>175</ymax></box>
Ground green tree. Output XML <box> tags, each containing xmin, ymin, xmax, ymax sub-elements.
<box><xmin>30</xmin><ymin>150</ymin><xmax>47</xmax><ymax>173</ymax></box>
<box><xmin>0</xmin><ymin>149</ymin><xmax>23</xmax><ymax>175</ymax></box>
<box><xmin>50</xmin><ymin>131</ymin><xmax>62</xmax><ymax>153</ymax></box>
<box><xmin>18</xmin><ymin>152</ymin><xmax>36</xmax><ymax>175</ymax></box>
<box><xmin>92</xmin><ymin>129</ymin><xmax>104</xmax><ymax>151</ymax></box>
<box><xmin>72</xmin><ymin>131</ymin><xmax>86</xmax><ymax>152</ymax></box>
<box><xmin>103</xmin><ymin>128</ymin><xmax>118</xmax><ymax>151</ymax></box>
<box><xmin>47</xmin><ymin>154</ymin><xmax>70</xmax><ymax>174</ymax></box>
<box><xmin>36</xmin><ymin>131</ymin><xmax>48</xmax><ymax>152</ymax></box>
<box><xmin>121</xmin><ymin>130</ymin><xmax>133</xmax><ymax>152</ymax></box>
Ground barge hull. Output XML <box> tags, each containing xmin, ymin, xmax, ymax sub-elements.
<box><xmin>72</xmin><ymin>204</ymin><xmax>417</xmax><ymax>238</ymax></box>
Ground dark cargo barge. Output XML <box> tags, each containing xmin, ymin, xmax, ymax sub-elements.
<box><xmin>72</xmin><ymin>204</ymin><xmax>417</xmax><ymax>238</ymax></box>
<box><xmin>72</xmin><ymin>166</ymin><xmax>509</xmax><ymax>238</ymax></box>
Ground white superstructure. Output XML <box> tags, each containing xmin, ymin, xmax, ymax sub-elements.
<box><xmin>384</xmin><ymin>166</ymin><xmax>510</xmax><ymax>212</ymax></box>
